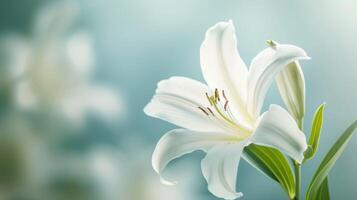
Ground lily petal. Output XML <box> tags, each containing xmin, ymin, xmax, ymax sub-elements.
<box><xmin>201</xmin><ymin>143</ymin><xmax>246</xmax><ymax>199</ymax></box>
<box><xmin>152</xmin><ymin>129</ymin><xmax>239</xmax><ymax>185</ymax></box>
<box><xmin>247</xmin><ymin>43</ymin><xmax>309</xmax><ymax>118</ymax></box>
<box><xmin>144</xmin><ymin>77</ymin><xmax>225</xmax><ymax>132</ymax></box>
<box><xmin>276</xmin><ymin>61</ymin><xmax>305</xmax><ymax>122</ymax></box>
<box><xmin>250</xmin><ymin>105</ymin><xmax>307</xmax><ymax>163</ymax></box>
<box><xmin>200</xmin><ymin>21</ymin><xmax>251</xmax><ymax>125</ymax></box>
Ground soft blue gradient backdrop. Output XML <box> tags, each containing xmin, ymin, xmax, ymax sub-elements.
<box><xmin>1</xmin><ymin>0</ymin><xmax>357</xmax><ymax>199</ymax></box>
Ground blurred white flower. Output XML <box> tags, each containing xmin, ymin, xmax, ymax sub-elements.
<box><xmin>0</xmin><ymin>1</ymin><xmax>123</xmax><ymax>123</ymax></box>
<box><xmin>89</xmin><ymin>145</ymin><xmax>200</xmax><ymax>200</ymax></box>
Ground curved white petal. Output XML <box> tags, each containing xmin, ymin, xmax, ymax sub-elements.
<box><xmin>250</xmin><ymin>105</ymin><xmax>307</xmax><ymax>163</ymax></box>
<box><xmin>247</xmin><ymin>43</ymin><xmax>309</xmax><ymax>118</ymax></box>
<box><xmin>201</xmin><ymin>143</ymin><xmax>246</xmax><ymax>199</ymax></box>
<box><xmin>152</xmin><ymin>129</ymin><xmax>239</xmax><ymax>185</ymax></box>
<box><xmin>276</xmin><ymin>61</ymin><xmax>305</xmax><ymax>121</ymax></box>
<box><xmin>200</xmin><ymin>21</ymin><xmax>251</xmax><ymax>125</ymax></box>
<box><xmin>144</xmin><ymin>77</ymin><xmax>225</xmax><ymax>132</ymax></box>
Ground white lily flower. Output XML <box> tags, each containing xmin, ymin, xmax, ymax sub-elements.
<box><xmin>144</xmin><ymin>21</ymin><xmax>309</xmax><ymax>199</ymax></box>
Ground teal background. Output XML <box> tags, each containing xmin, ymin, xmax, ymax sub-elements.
<box><xmin>1</xmin><ymin>0</ymin><xmax>357</xmax><ymax>199</ymax></box>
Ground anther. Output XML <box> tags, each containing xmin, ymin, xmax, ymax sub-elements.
<box><xmin>222</xmin><ymin>90</ymin><xmax>227</xmax><ymax>101</ymax></box>
<box><xmin>198</xmin><ymin>107</ymin><xmax>209</xmax><ymax>116</ymax></box>
<box><xmin>224</xmin><ymin>101</ymin><xmax>229</xmax><ymax>111</ymax></box>
<box><xmin>214</xmin><ymin>88</ymin><xmax>220</xmax><ymax>102</ymax></box>
<box><xmin>205</xmin><ymin>93</ymin><xmax>213</xmax><ymax>106</ymax></box>
<box><xmin>206</xmin><ymin>107</ymin><xmax>215</xmax><ymax>116</ymax></box>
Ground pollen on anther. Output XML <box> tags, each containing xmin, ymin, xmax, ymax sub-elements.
<box><xmin>198</xmin><ymin>106</ymin><xmax>209</xmax><ymax>116</ymax></box>
<box><xmin>214</xmin><ymin>88</ymin><xmax>220</xmax><ymax>101</ymax></box>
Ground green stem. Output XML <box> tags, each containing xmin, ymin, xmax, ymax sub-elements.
<box><xmin>293</xmin><ymin>118</ymin><xmax>304</xmax><ymax>200</ymax></box>
<box><xmin>293</xmin><ymin>161</ymin><xmax>301</xmax><ymax>200</ymax></box>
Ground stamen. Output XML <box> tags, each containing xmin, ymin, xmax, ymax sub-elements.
<box><xmin>202</xmin><ymin>90</ymin><xmax>251</xmax><ymax>137</ymax></box>
<box><xmin>206</xmin><ymin>107</ymin><xmax>215</xmax><ymax>116</ymax></box>
<box><xmin>214</xmin><ymin>88</ymin><xmax>220</xmax><ymax>102</ymax></box>
<box><xmin>211</xmin><ymin>101</ymin><xmax>236</xmax><ymax>126</ymax></box>
<box><xmin>198</xmin><ymin>106</ymin><xmax>209</xmax><ymax>116</ymax></box>
<box><xmin>224</xmin><ymin>101</ymin><xmax>229</xmax><ymax>111</ymax></box>
<box><xmin>222</xmin><ymin>90</ymin><xmax>227</xmax><ymax>101</ymax></box>
<box><xmin>205</xmin><ymin>93</ymin><xmax>213</xmax><ymax>106</ymax></box>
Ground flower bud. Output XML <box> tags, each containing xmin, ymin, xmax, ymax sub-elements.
<box><xmin>276</xmin><ymin>61</ymin><xmax>306</xmax><ymax>123</ymax></box>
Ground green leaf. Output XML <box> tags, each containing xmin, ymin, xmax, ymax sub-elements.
<box><xmin>306</xmin><ymin>120</ymin><xmax>357</xmax><ymax>200</ymax></box>
<box><xmin>244</xmin><ymin>144</ymin><xmax>295</xmax><ymax>199</ymax></box>
<box><xmin>305</xmin><ymin>103</ymin><xmax>326</xmax><ymax>161</ymax></box>
<box><xmin>316</xmin><ymin>178</ymin><xmax>330</xmax><ymax>200</ymax></box>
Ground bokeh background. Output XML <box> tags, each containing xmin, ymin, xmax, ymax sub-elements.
<box><xmin>0</xmin><ymin>0</ymin><xmax>356</xmax><ymax>199</ymax></box>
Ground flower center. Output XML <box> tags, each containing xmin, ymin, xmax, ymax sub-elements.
<box><xmin>198</xmin><ymin>88</ymin><xmax>252</xmax><ymax>139</ymax></box>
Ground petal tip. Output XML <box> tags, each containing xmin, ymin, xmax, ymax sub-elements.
<box><xmin>294</xmin><ymin>46</ymin><xmax>310</xmax><ymax>60</ymax></box>
<box><xmin>227</xmin><ymin>19</ymin><xmax>234</xmax><ymax>26</ymax></box>
<box><xmin>296</xmin><ymin>132</ymin><xmax>308</xmax><ymax>164</ymax></box>
<box><xmin>207</xmin><ymin>185</ymin><xmax>243</xmax><ymax>200</ymax></box>
<box><xmin>143</xmin><ymin>101</ymin><xmax>154</xmax><ymax>116</ymax></box>
<box><xmin>160</xmin><ymin>177</ymin><xmax>178</xmax><ymax>186</ymax></box>
<box><xmin>296</xmin><ymin>152</ymin><xmax>306</xmax><ymax>164</ymax></box>
<box><xmin>152</xmin><ymin>149</ymin><xmax>179</xmax><ymax>186</ymax></box>
<box><xmin>205</xmin><ymin>20</ymin><xmax>235</xmax><ymax>36</ymax></box>
<box><xmin>300</xmin><ymin>55</ymin><xmax>311</xmax><ymax>60</ymax></box>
